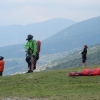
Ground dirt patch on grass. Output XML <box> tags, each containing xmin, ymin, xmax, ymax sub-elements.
<box><xmin>2</xmin><ymin>97</ymin><xmax>49</xmax><ymax>100</ymax></box>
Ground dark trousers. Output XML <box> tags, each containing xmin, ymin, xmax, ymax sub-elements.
<box><xmin>26</xmin><ymin>56</ymin><xmax>38</xmax><ymax>70</ymax></box>
<box><xmin>26</xmin><ymin>53</ymin><xmax>39</xmax><ymax>70</ymax></box>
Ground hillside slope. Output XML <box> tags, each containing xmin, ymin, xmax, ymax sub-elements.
<box><xmin>45</xmin><ymin>44</ymin><xmax>100</xmax><ymax>70</ymax></box>
<box><xmin>0</xmin><ymin>18</ymin><xmax>75</xmax><ymax>47</ymax></box>
<box><xmin>42</xmin><ymin>16</ymin><xmax>100</xmax><ymax>54</ymax></box>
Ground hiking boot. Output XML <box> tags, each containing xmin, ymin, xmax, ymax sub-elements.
<box><xmin>34</xmin><ymin>66</ymin><xmax>36</xmax><ymax>70</ymax></box>
<box><xmin>30</xmin><ymin>70</ymin><xmax>33</xmax><ymax>73</ymax></box>
<box><xmin>26</xmin><ymin>70</ymin><xmax>31</xmax><ymax>73</ymax></box>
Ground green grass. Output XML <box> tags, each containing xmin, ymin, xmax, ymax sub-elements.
<box><xmin>0</xmin><ymin>65</ymin><xmax>100</xmax><ymax>100</ymax></box>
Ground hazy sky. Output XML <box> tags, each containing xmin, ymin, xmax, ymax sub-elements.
<box><xmin>0</xmin><ymin>0</ymin><xmax>100</xmax><ymax>26</ymax></box>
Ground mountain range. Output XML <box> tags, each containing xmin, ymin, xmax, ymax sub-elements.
<box><xmin>41</xmin><ymin>16</ymin><xmax>100</xmax><ymax>54</ymax></box>
<box><xmin>0</xmin><ymin>16</ymin><xmax>100</xmax><ymax>59</ymax></box>
<box><xmin>0</xmin><ymin>18</ymin><xmax>75</xmax><ymax>47</ymax></box>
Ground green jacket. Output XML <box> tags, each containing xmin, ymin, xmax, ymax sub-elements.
<box><xmin>25</xmin><ymin>39</ymin><xmax>37</xmax><ymax>56</ymax></box>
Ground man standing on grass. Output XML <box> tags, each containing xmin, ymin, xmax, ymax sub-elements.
<box><xmin>25</xmin><ymin>34</ymin><xmax>37</xmax><ymax>73</ymax></box>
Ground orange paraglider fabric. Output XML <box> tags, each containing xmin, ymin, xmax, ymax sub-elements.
<box><xmin>69</xmin><ymin>68</ymin><xmax>100</xmax><ymax>76</ymax></box>
<box><xmin>0</xmin><ymin>60</ymin><xmax>4</xmax><ymax>72</ymax></box>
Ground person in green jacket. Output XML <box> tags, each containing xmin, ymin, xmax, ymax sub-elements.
<box><xmin>25</xmin><ymin>34</ymin><xmax>37</xmax><ymax>73</ymax></box>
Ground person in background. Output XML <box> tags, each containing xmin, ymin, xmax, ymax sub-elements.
<box><xmin>81</xmin><ymin>45</ymin><xmax>88</xmax><ymax>67</ymax></box>
<box><xmin>0</xmin><ymin>56</ymin><xmax>5</xmax><ymax>76</ymax></box>
<box><xmin>25</xmin><ymin>34</ymin><xmax>37</xmax><ymax>73</ymax></box>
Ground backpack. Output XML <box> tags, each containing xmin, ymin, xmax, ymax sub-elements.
<box><xmin>35</xmin><ymin>40</ymin><xmax>41</xmax><ymax>60</ymax></box>
<box><xmin>36</xmin><ymin>40</ymin><xmax>41</xmax><ymax>53</ymax></box>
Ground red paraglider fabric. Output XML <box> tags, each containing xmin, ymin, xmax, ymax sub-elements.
<box><xmin>69</xmin><ymin>68</ymin><xmax>100</xmax><ymax>76</ymax></box>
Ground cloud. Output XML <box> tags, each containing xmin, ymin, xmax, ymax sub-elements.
<box><xmin>0</xmin><ymin>0</ymin><xmax>100</xmax><ymax>26</ymax></box>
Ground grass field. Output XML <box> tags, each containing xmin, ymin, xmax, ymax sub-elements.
<box><xmin>0</xmin><ymin>65</ymin><xmax>100</xmax><ymax>100</ymax></box>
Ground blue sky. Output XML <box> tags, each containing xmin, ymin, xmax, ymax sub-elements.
<box><xmin>0</xmin><ymin>0</ymin><xmax>100</xmax><ymax>26</ymax></box>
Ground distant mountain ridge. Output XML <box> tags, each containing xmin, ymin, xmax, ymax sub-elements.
<box><xmin>0</xmin><ymin>18</ymin><xmax>75</xmax><ymax>47</ymax></box>
<box><xmin>41</xmin><ymin>16</ymin><xmax>100</xmax><ymax>54</ymax></box>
